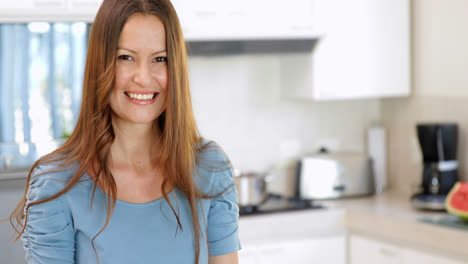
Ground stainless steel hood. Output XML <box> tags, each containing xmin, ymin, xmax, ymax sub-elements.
<box><xmin>186</xmin><ymin>38</ymin><xmax>320</xmax><ymax>56</ymax></box>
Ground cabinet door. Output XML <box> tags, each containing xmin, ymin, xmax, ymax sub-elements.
<box><xmin>249</xmin><ymin>0</ymin><xmax>314</xmax><ymax>39</ymax></box>
<box><xmin>350</xmin><ymin>235</ymin><xmax>467</xmax><ymax>264</ymax></box>
<box><xmin>350</xmin><ymin>235</ymin><xmax>404</xmax><ymax>264</ymax></box>
<box><xmin>69</xmin><ymin>0</ymin><xmax>102</xmax><ymax>11</ymax></box>
<box><xmin>171</xmin><ymin>0</ymin><xmax>315</xmax><ymax>41</ymax></box>
<box><xmin>0</xmin><ymin>0</ymin><xmax>99</xmax><ymax>22</ymax></box>
<box><xmin>68</xmin><ymin>0</ymin><xmax>102</xmax><ymax>20</ymax></box>
<box><xmin>257</xmin><ymin>237</ymin><xmax>345</xmax><ymax>264</ymax></box>
<box><xmin>0</xmin><ymin>0</ymin><xmax>35</xmax><ymax>9</ymax></box>
<box><xmin>403</xmin><ymin>248</ymin><xmax>466</xmax><ymax>264</ymax></box>
<box><xmin>171</xmin><ymin>0</ymin><xmax>230</xmax><ymax>41</ymax></box>
<box><xmin>312</xmin><ymin>0</ymin><xmax>410</xmax><ymax>100</ymax></box>
<box><xmin>0</xmin><ymin>0</ymin><xmax>66</xmax><ymax>12</ymax></box>
<box><xmin>238</xmin><ymin>245</ymin><xmax>259</xmax><ymax>264</ymax></box>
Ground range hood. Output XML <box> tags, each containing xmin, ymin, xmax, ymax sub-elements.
<box><xmin>186</xmin><ymin>38</ymin><xmax>320</xmax><ymax>56</ymax></box>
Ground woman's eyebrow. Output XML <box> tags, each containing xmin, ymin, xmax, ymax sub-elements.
<box><xmin>152</xmin><ymin>49</ymin><xmax>167</xmax><ymax>55</ymax></box>
<box><xmin>117</xmin><ymin>47</ymin><xmax>136</xmax><ymax>53</ymax></box>
<box><xmin>117</xmin><ymin>47</ymin><xmax>167</xmax><ymax>55</ymax></box>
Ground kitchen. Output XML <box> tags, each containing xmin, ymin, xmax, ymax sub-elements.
<box><xmin>1</xmin><ymin>0</ymin><xmax>468</xmax><ymax>263</ymax></box>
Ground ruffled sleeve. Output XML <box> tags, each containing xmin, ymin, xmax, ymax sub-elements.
<box><xmin>206</xmin><ymin>152</ymin><xmax>241</xmax><ymax>256</ymax></box>
<box><xmin>21</xmin><ymin>166</ymin><xmax>75</xmax><ymax>264</ymax></box>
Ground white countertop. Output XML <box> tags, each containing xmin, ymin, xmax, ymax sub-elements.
<box><xmin>322</xmin><ymin>191</ymin><xmax>468</xmax><ymax>261</ymax></box>
<box><xmin>239</xmin><ymin>191</ymin><xmax>468</xmax><ymax>262</ymax></box>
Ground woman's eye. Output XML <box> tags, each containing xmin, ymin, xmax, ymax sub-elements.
<box><xmin>154</xmin><ymin>57</ymin><xmax>167</xmax><ymax>63</ymax></box>
<box><xmin>118</xmin><ymin>55</ymin><xmax>132</xmax><ymax>61</ymax></box>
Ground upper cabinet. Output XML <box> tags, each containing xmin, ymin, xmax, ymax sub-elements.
<box><xmin>0</xmin><ymin>0</ymin><xmax>318</xmax><ymax>41</ymax></box>
<box><xmin>0</xmin><ymin>0</ymin><xmax>102</xmax><ymax>22</ymax></box>
<box><xmin>1</xmin><ymin>0</ymin><xmax>410</xmax><ymax>100</ymax></box>
<box><xmin>283</xmin><ymin>0</ymin><xmax>411</xmax><ymax>100</ymax></box>
<box><xmin>171</xmin><ymin>0</ymin><xmax>317</xmax><ymax>41</ymax></box>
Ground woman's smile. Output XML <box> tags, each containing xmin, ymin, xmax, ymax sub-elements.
<box><xmin>124</xmin><ymin>91</ymin><xmax>160</xmax><ymax>105</ymax></box>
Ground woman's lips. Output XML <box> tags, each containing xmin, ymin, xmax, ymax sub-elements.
<box><xmin>124</xmin><ymin>91</ymin><xmax>159</xmax><ymax>105</ymax></box>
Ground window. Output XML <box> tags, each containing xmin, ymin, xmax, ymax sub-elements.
<box><xmin>0</xmin><ymin>22</ymin><xmax>90</xmax><ymax>170</ymax></box>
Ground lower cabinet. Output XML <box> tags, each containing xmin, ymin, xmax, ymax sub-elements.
<box><xmin>350</xmin><ymin>235</ymin><xmax>466</xmax><ymax>264</ymax></box>
<box><xmin>404</xmin><ymin>249</ymin><xmax>466</xmax><ymax>264</ymax></box>
<box><xmin>238</xmin><ymin>236</ymin><xmax>346</xmax><ymax>264</ymax></box>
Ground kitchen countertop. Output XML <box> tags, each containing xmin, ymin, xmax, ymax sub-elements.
<box><xmin>239</xmin><ymin>190</ymin><xmax>468</xmax><ymax>262</ymax></box>
<box><xmin>320</xmin><ymin>191</ymin><xmax>468</xmax><ymax>261</ymax></box>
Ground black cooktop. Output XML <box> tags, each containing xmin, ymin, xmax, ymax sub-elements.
<box><xmin>239</xmin><ymin>193</ymin><xmax>324</xmax><ymax>216</ymax></box>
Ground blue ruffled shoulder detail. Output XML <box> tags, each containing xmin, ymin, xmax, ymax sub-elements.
<box><xmin>21</xmin><ymin>165</ymin><xmax>76</xmax><ymax>263</ymax></box>
<box><xmin>195</xmin><ymin>141</ymin><xmax>231</xmax><ymax>199</ymax></box>
<box><xmin>195</xmin><ymin>139</ymin><xmax>241</xmax><ymax>256</ymax></box>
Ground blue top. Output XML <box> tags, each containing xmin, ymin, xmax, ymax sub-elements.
<box><xmin>21</xmin><ymin>141</ymin><xmax>241</xmax><ymax>264</ymax></box>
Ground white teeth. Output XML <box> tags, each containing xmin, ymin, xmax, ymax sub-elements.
<box><xmin>127</xmin><ymin>92</ymin><xmax>156</xmax><ymax>100</ymax></box>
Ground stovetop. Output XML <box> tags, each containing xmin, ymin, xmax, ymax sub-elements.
<box><xmin>239</xmin><ymin>193</ymin><xmax>325</xmax><ymax>216</ymax></box>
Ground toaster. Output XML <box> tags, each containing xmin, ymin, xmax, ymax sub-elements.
<box><xmin>296</xmin><ymin>152</ymin><xmax>375</xmax><ymax>200</ymax></box>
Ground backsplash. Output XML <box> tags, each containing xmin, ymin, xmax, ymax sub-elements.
<box><xmin>382</xmin><ymin>96</ymin><xmax>468</xmax><ymax>196</ymax></box>
<box><xmin>188</xmin><ymin>54</ymin><xmax>381</xmax><ymax>172</ymax></box>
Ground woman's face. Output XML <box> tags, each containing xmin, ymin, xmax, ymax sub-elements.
<box><xmin>110</xmin><ymin>13</ymin><xmax>168</xmax><ymax>125</ymax></box>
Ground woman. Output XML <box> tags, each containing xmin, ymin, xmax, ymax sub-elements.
<box><xmin>9</xmin><ymin>0</ymin><xmax>240</xmax><ymax>263</ymax></box>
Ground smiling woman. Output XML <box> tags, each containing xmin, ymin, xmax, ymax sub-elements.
<box><xmin>8</xmin><ymin>0</ymin><xmax>241</xmax><ymax>264</ymax></box>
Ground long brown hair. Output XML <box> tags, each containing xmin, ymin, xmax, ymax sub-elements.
<box><xmin>8</xmin><ymin>0</ymin><xmax>214</xmax><ymax>263</ymax></box>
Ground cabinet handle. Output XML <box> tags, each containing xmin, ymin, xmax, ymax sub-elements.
<box><xmin>70</xmin><ymin>0</ymin><xmax>100</xmax><ymax>8</ymax></box>
<box><xmin>33</xmin><ymin>0</ymin><xmax>64</xmax><ymax>8</ymax></box>
<box><xmin>260</xmin><ymin>247</ymin><xmax>285</xmax><ymax>255</ymax></box>
<box><xmin>195</xmin><ymin>11</ymin><xmax>217</xmax><ymax>18</ymax></box>
<box><xmin>379</xmin><ymin>247</ymin><xmax>399</xmax><ymax>257</ymax></box>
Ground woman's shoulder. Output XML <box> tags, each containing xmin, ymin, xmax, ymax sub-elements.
<box><xmin>196</xmin><ymin>138</ymin><xmax>230</xmax><ymax>163</ymax></box>
<box><xmin>195</xmin><ymin>139</ymin><xmax>234</xmax><ymax>193</ymax></box>
<box><xmin>27</xmin><ymin>162</ymin><xmax>77</xmax><ymax>202</ymax></box>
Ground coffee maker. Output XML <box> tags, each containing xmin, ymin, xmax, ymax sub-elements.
<box><xmin>411</xmin><ymin>123</ymin><xmax>459</xmax><ymax>210</ymax></box>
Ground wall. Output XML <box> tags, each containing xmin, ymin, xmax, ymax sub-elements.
<box><xmin>382</xmin><ymin>0</ymin><xmax>468</xmax><ymax>195</ymax></box>
<box><xmin>189</xmin><ymin>54</ymin><xmax>380</xmax><ymax>173</ymax></box>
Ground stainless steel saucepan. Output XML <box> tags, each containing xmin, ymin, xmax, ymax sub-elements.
<box><xmin>234</xmin><ymin>170</ymin><xmax>274</xmax><ymax>207</ymax></box>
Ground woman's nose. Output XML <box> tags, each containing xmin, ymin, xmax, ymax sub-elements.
<box><xmin>133</xmin><ymin>63</ymin><xmax>152</xmax><ymax>88</ymax></box>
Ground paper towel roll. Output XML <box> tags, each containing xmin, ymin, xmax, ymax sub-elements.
<box><xmin>368</xmin><ymin>125</ymin><xmax>387</xmax><ymax>193</ymax></box>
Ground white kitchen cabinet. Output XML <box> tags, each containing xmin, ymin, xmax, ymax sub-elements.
<box><xmin>403</xmin><ymin>249</ymin><xmax>466</xmax><ymax>264</ymax></box>
<box><xmin>1</xmin><ymin>0</ymin><xmax>36</xmax><ymax>9</ymax></box>
<box><xmin>0</xmin><ymin>0</ymin><xmax>67</xmax><ymax>21</ymax></box>
<box><xmin>0</xmin><ymin>0</ymin><xmax>102</xmax><ymax>22</ymax></box>
<box><xmin>350</xmin><ymin>235</ymin><xmax>404</xmax><ymax>264</ymax></box>
<box><xmin>239</xmin><ymin>236</ymin><xmax>345</xmax><ymax>264</ymax></box>
<box><xmin>68</xmin><ymin>0</ymin><xmax>102</xmax><ymax>14</ymax></box>
<box><xmin>282</xmin><ymin>0</ymin><xmax>410</xmax><ymax>100</ymax></box>
<box><xmin>170</xmin><ymin>0</ymin><xmax>316</xmax><ymax>41</ymax></box>
<box><xmin>238</xmin><ymin>245</ymin><xmax>259</xmax><ymax>264</ymax></box>
<box><xmin>350</xmin><ymin>235</ymin><xmax>465</xmax><ymax>264</ymax></box>
<box><xmin>1</xmin><ymin>0</ymin><xmax>315</xmax><ymax>39</ymax></box>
